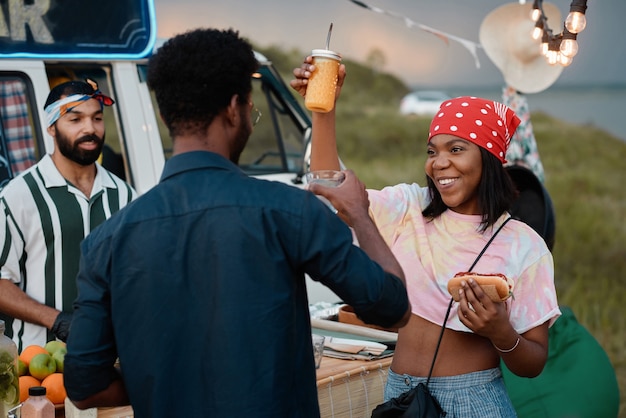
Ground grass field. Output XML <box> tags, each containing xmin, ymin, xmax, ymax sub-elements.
<box><xmin>334</xmin><ymin>107</ymin><xmax>626</xmax><ymax>417</ymax></box>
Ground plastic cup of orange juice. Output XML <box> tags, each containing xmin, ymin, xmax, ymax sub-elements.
<box><xmin>305</xmin><ymin>49</ymin><xmax>342</xmax><ymax>113</ymax></box>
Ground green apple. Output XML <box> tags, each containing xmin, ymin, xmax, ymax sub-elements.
<box><xmin>52</xmin><ymin>349</ymin><xmax>65</xmax><ymax>373</ymax></box>
<box><xmin>44</xmin><ymin>340</ymin><xmax>67</xmax><ymax>356</ymax></box>
<box><xmin>28</xmin><ymin>353</ymin><xmax>56</xmax><ymax>380</ymax></box>
<box><xmin>17</xmin><ymin>358</ymin><xmax>28</xmax><ymax>376</ymax></box>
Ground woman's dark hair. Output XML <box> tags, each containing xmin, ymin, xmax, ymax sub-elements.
<box><xmin>422</xmin><ymin>148</ymin><xmax>517</xmax><ymax>232</ymax></box>
<box><xmin>146</xmin><ymin>28</ymin><xmax>258</xmax><ymax>138</ymax></box>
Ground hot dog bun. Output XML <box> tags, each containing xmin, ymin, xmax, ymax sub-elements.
<box><xmin>447</xmin><ymin>272</ymin><xmax>513</xmax><ymax>302</ymax></box>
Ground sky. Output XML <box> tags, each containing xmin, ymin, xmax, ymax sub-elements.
<box><xmin>153</xmin><ymin>0</ymin><xmax>626</xmax><ymax>89</ymax></box>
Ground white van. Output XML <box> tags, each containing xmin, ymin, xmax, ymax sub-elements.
<box><xmin>0</xmin><ymin>52</ymin><xmax>312</xmax><ymax>194</ymax></box>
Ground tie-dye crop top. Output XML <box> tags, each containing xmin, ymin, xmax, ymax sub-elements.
<box><xmin>367</xmin><ymin>183</ymin><xmax>560</xmax><ymax>333</ymax></box>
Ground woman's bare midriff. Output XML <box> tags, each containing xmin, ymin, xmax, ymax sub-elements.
<box><xmin>390</xmin><ymin>313</ymin><xmax>500</xmax><ymax>377</ymax></box>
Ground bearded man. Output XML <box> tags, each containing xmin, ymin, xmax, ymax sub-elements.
<box><xmin>0</xmin><ymin>80</ymin><xmax>136</xmax><ymax>350</ymax></box>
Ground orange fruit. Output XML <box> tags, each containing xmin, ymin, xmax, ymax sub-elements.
<box><xmin>19</xmin><ymin>375</ymin><xmax>41</xmax><ymax>403</ymax></box>
<box><xmin>19</xmin><ymin>345</ymin><xmax>48</xmax><ymax>367</ymax></box>
<box><xmin>41</xmin><ymin>372</ymin><xmax>66</xmax><ymax>405</ymax></box>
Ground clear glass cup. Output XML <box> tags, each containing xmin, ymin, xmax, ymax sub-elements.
<box><xmin>312</xmin><ymin>334</ymin><xmax>325</xmax><ymax>369</ymax></box>
<box><xmin>303</xmin><ymin>170</ymin><xmax>345</xmax><ymax>212</ymax></box>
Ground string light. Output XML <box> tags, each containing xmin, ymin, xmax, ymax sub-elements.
<box><xmin>530</xmin><ymin>0</ymin><xmax>543</xmax><ymax>22</ymax></box>
<box><xmin>565</xmin><ymin>0</ymin><xmax>588</xmax><ymax>33</ymax></box>
<box><xmin>540</xmin><ymin>29</ymin><xmax>551</xmax><ymax>55</ymax></box>
<box><xmin>529</xmin><ymin>0</ymin><xmax>588</xmax><ymax>67</ymax></box>
<box><xmin>559</xmin><ymin>26</ymin><xmax>579</xmax><ymax>57</ymax></box>
<box><xmin>558</xmin><ymin>53</ymin><xmax>574</xmax><ymax>67</ymax></box>
<box><xmin>531</xmin><ymin>18</ymin><xmax>545</xmax><ymax>40</ymax></box>
<box><xmin>546</xmin><ymin>37</ymin><xmax>560</xmax><ymax>66</ymax></box>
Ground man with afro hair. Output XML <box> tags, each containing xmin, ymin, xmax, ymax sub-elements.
<box><xmin>64</xmin><ymin>28</ymin><xmax>410</xmax><ymax>417</ymax></box>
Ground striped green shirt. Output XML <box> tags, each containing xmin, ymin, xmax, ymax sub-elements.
<box><xmin>0</xmin><ymin>154</ymin><xmax>136</xmax><ymax>350</ymax></box>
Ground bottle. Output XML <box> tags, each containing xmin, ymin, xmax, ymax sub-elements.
<box><xmin>21</xmin><ymin>386</ymin><xmax>55</xmax><ymax>418</ymax></box>
<box><xmin>0</xmin><ymin>320</ymin><xmax>19</xmax><ymax>418</ymax></box>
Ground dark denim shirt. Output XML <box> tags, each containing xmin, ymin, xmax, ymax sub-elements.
<box><xmin>64</xmin><ymin>151</ymin><xmax>408</xmax><ymax>418</ymax></box>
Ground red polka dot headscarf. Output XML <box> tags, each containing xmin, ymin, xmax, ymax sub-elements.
<box><xmin>428</xmin><ymin>96</ymin><xmax>521</xmax><ymax>164</ymax></box>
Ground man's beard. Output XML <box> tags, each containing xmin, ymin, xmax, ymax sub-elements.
<box><xmin>55</xmin><ymin>129</ymin><xmax>105</xmax><ymax>166</ymax></box>
<box><xmin>229</xmin><ymin>107</ymin><xmax>252</xmax><ymax>165</ymax></box>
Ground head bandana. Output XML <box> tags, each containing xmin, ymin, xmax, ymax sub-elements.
<box><xmin>428</xmin><ymin>96</ymin><xmax>521</xmax><ymax>164</ymax></box>
<box><xmin>44</xmin><ymin>79</ymin><xmax>114</xmax><ymax>127</ymax></box>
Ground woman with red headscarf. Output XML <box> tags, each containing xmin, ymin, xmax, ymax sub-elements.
<box><xmin>291</xmin><ymin>59</ymin><xmax>560</xmax><ymax>417</ymax></box>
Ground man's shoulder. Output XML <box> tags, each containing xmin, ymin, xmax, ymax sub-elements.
<box><xmin>241</xmin><ymin>175</ymin><xmax>311</xmax><ymax>209</ymax></box>
<box><xmin>246</xmin><ymin>174</ymin><xmax>303</xmax><ymax>193</ymax></box>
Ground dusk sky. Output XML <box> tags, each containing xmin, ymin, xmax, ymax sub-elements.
<box><xmin>153</xmin><ymin>0</ymin><xmax>625</xmax><ymax>89</ymax></box>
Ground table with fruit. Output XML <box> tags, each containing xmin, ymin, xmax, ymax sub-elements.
<box><xmin>14</xmin><ymin>341</ymin><xmax>388</xmax><ymax>417</ymax></box>
<box><xmin>17</xmin><ymin>341</ymin><xmax>67</xmax><ymax>407</ymax></box>
<box><xmin>16</xmin><ymin>342</ymin><xmax>133</xmax><ymax>418</ymax></box>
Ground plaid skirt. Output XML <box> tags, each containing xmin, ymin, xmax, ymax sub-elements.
<box><xmin>385</xmin><ymin>367</ymin><xmax>517</xmax><ymax>417</ymax></box>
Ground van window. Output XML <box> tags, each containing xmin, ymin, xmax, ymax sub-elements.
<box><xmin>239</xmin><ymin>76</ymin><xmax>306</xmax><ymax>175</ymax></box>
<box><xmin>139</xmin><ymin>63</ymin><xmax>309</xmax><ymax>177</ymax></box>
<box><xmin>0</xmin><ymin>75</ymin><xmax>41</xmax><ymax>187</ymax></box>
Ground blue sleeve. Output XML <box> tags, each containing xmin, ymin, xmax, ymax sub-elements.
<box><xmin>64</xmin><ymin>236</ymin><xmax>120</xmax><ymax>401</ymax></box>
<box><xmin>298</xmin><ymin>193</ymin><xmax>408</xmax><ymax>328</ymax></box>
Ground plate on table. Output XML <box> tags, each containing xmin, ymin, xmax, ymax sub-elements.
<box><xmin>324</xmin><ymin>337</ymin><xmax>387</xmax><ymax>355</ymax></box>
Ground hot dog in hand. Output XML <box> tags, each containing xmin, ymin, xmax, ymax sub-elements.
<box><xmin>447</xmin><ymin>272</ymin><xmax>514</xmax><ymax>302</ymax></box>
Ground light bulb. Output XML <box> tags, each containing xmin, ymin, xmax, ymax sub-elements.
<box><xmin>530</xmin><ymin>0</ymin><xmax>542</xmax><ymax>21</ymax></box>
<box><xmin>559</xmin><ymin>54</ymin><xmax>574</xmax><ymax>67</ymax></box>
<box><xmin>541</xmin><ymin>31</ymin><xmax>551</xmax><ymax>56</ymax></box>
<box><xmin>530</xmin><ymin>8</ymin><xmax>542</xmax><ymax>22</ymax></box>
<box><xmin>560</xmin><ymin>39</ymin><xmax>579</xmax><ymax>57</ymax></box>
<box><xmin>547</xmin><ymin>50</ymin><xmax>558</xmax><ymax>65</ymax></box>
<box><xmin>565</xmin><ymin>11</ymin><xmax>587</xmax><ymax>33</ymax></box>
<box><xmin>532</xmin><ymin>19</ymin><xmax>544</xmax><ymax>40</ymax></box>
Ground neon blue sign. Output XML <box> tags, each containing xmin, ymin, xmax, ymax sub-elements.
<box><xmin>0</xmin><ymin>0</ymin><xmax>156</xmax><ymax>59</ymax></box>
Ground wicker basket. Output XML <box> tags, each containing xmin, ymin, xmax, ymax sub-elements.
<box><xmin>316</xmin><ymin>357</ymin><xmax>392</xmax><ymax>418</ymax></box>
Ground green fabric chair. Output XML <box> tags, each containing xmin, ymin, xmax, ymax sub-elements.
<box><xmin>501</xmin><ymin>306</ymin><xmax>619</xmax><ymax>418</ymax></box>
